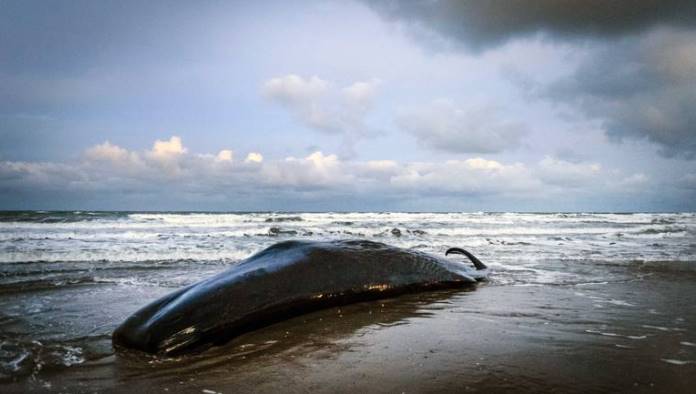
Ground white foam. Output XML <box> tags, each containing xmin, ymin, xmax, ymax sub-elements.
<box><xmin>585</xmin><ymin>329</ymin><xmax>620</xmax><ymax>337</ymax></box>
<box><xmin>641</xmin><ymin>324</ymin><xmax>688</xmax><ymax>332</ymax></box>
<box><xmin>606</xmin><ymin>299</ymin><xmax>635</xmax><ymax>307</ymax></box>
<box><xmin>661</xmin><ymin>359</ymin><xmax>695</xmax><ymax>366</ymax></box>
<box><xmin>58</xmin><ymin>345</ymin><xmax>85</xmax><ymax>367</ymax></box>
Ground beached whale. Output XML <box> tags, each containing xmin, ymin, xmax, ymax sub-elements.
<box><xmin>112</xmin><ymin>240</ymin><xmax>488</xmax><ymax>355</ymax></box>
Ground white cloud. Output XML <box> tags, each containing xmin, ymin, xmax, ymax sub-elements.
<box><xmin>216</xmin><ymin>149</ymin><xmax>233</xmax><ymax>162</ymax></box>
<box><xmin>0</xmin><ymin>136</ymin><xmax>663</xmax><ymax>210</ymax></box>
<box><xmin>342</xmin><ymin>79</ymin><xmax>381</xmax><ymax>107</ymax></box>
<box><xmin>537</xmin><ymin>156</ymin><xmax>602</xmax><ymax>187</ymax></box>
<box><xmin>149</xmin><ymin>136</ymin><xmax>187</xmax><ymax>159</ymax></box>
<box><xmin>245</xmin><ymin>152</ymin><xmax>263</xmax><ymax>163</ymax></box>
<box><xmin>261</xmin><ymin>151</ymin><xmax>350</xmax><ymax>188</ymax></box>
<box><xmin>389</xmin><ymin>158</ymin><xmax>536</xmax><ymax>195</ymax></box>
<box><xmin>84</xmin><ymin>141</ymin><xmax>145</xmax><ymax>174</ymax></box>
<box><xmin>464</xmin><ymin>157</ymin><xmax>504</xmax><ymax>171</ymax></box>
<box><xmin>85</xmin><ymin>141</ymin><xmax>130</xmax><ymax>162</ymax></box>
<box><xmin>397</xmin><ymin>99</ymin><xmax>526</xmax><ymax>153</ymax></box>
<box><xmin>366</xmin><ymin>160</ymin><xmax>398</xmax><ymax>171</ymax></box>
<box><xmin>262</xmin><ymin>74</ymin><xmax>329</xmax><ymax>104</ymax></box>
<box><xmin>262</xmin><ymin>74</ymin><xmax>380</xmax><ymax>142</ymax></box>
<box><xmin>303</xmin><ymin>151</ymin><xmax>339</xmax><ymax>170</ymax></box>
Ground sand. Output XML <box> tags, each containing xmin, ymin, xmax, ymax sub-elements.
<box><xmin>4</xmin><ymin>268</ymin><xmax>696</xmax><ymax>393</ymax></box>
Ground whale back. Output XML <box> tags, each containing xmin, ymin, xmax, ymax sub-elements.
<box><xmin>112</xmin><ymin>239</ymin><xmax>487</xmax><ymax>355</ymax></box>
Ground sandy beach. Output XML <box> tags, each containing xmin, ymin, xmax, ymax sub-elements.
<box><xmin>4</xmin><ymin>266</ymin><xmax>696</xmax><ymax>393</ymax></box>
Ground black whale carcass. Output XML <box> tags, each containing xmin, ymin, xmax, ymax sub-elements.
<box><xmin>112</xmin><ymin>239</ymin><xmax>488</xmax><ymax>355</ymax></box>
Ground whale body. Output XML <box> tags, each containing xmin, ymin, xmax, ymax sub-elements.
<box><xmin>112</xmin><ymin>239</ymin><xmax>488</xmax><ymax>355</ymax></box>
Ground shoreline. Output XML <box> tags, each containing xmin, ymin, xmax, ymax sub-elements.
<box><xmin>4</xmin><ymin>271</ymin><xmax>696</xmax><ymax>393</ymax></box>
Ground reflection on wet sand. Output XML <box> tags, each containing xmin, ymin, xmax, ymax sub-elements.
<box><xmin>12</xmin><ymin>288</ymin><xmax>471</xmax><ymax>392</ymax></box>
<box><xmin>116</xmin><ymin>289</ymin><xmax>474</xmax><ymax>381</ymax></box>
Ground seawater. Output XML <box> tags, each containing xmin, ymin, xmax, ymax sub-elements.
<box><xmin>1</xmin><ymin>211</ymin><xmax>695</xmax><ymax>389</ymax></box>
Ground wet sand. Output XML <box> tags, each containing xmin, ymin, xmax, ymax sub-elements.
<box><xmin>4</xmin><ymin>267</ymin><xmax>696</xmax><ymax>393</ymax></box>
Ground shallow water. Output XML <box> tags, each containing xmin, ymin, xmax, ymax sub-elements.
<box><xmin>1</xmin><ymin>211</ymin><xmax>695</xmax><ymax>392</ymax></box>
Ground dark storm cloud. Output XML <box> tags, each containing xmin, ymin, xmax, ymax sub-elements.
<box><xmin>365</xmin><ymin>0</ymin><xmax>696</xmax><ymax>158</ymax></box>
<box><xmin>364</xmin><ymin>0</ymin><xmax>696</xmax><ymax>50</ymax></box>
<box><xmin>548</xmin><ymin>28</ymin><xmax>696</xmax><ymax>158</ymax></box>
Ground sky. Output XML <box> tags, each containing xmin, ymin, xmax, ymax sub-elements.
<box><xmin>1</xmin><ymin>0</ymin><xmax>695</xmax><ymax>212</ymax></box>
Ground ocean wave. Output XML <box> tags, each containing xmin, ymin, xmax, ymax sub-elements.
<box><xmin>626</xmin><ymin>260</ymin><xmax>696</xmax><ymax>275</ymax></box>
<box><xmin>1</xmin><ymin>212</ymin><xmax>694</xmax><ymax>272</ymax></box>
<box><xmin>264</xmin><ymin>216</ymin><xmax>304</xmax><ymax>223</ymax></box>
<box><xmin>0</xmin><ymin>211</ymin><xmax>129</xmax><ymax>224</ymax></box>
<box><xmin>633</xmin><ymin>226</ymin><xmax>688</xmax><ymax>235</ymax></box>
<box><xmin>0</xmin><ymin>270</ymin><xmax>217</xmax><ymax>294</ymax></box>
<box><xmin>0</xmin><ymin>275</ymin><xmax>159</xmax><ymax>294</ymax></box>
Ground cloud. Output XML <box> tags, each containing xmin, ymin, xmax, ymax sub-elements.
<box><xmin>149</xmin><ymin>136</ymin><xmax>187</xmax><ymax>159</ymax></box>
<box><xmin>681</xmin><ymin>173</ymin><xmax>696</xmax><ymax>190</ymax></box>
<box><xmin>364</xmin><ymin>1</ymin><xmax>696</xmax><ymax>158</ymax></box>
<box><xmin>0</xmin><ymin>136</ymin><xmax>666</xmax><ymax>210</ymax></box>
<box><xmin>355</xmin><ymin>160</ymin><xmax>400</xmax><ymax>181</ymax></box>
<box><xmin>83</xmin><ymin>141</ymin><xmax>146</xmax><ymax>177</ymax></box>
<box><xmin>342</xmin><ymin>79</ymin><xmax>381</xmax><ymax>107</ymax></box>
<box><xmin>619</xmin><ymin>173</ymin><xmax>649</xmax><ymax>188</ymax></box>
<box><xmin>261</xmin><ymin>152</ymin><xmax>351</xmax><ymax>189</ymax></box>
<box><xmin>389</xmin><ymin>158</ymin><xmax>537</xmax><ymax>196</ymax></box>
<box><xmin>0</xmin><ymin>161</ymin><xmax>79</xmax><ymax>186</ymax></box>
<box><xmin>85</xmin><ymin>141</ymin><xmax>132</xmax><ymax>163</ymax></box>
<box><xmin>537</xmin><ymin>156</ymin><xmax>601</xmax><ymax>188</ymax></box>
<box><xmin>397</xmin><ymin>99</ymin><xmax>526</xmax><ymax>153</ymax></box>
<box><xmin>547</xmin><ymin>28</ymin><xmax>696</xmax><ymax>158</ymax></box>
<box><xmin>216</xmin><ymin>149</ymin><xmax>233</xmax><ymax>162</ymax></box>
<box><xmin>364</xmin><ymin>0</ymin><xmax>696</xmax><ymax>51</ymax></box>
<box><xmin>262</xmin><ymin>74</ymin><xmax>329</xmax><ymax>104</ymax></box>
<box><xmin>244</xmin><ymin>152</ymin><xmax>263</xmax><ymax>163</ymax></box>
<box><xmin>262</xmin><ymin>74</ymin><xmax>380</xmax><ymax>143</ymax></box>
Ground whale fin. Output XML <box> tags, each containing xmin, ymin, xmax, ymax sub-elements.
<box><xmin>445</xmin><ymin>248</ymin><xmax>487</xmax><ymax>270</ymax></box>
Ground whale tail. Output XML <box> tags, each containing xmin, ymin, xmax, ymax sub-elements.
<box><xmin>445</xmin><ymin>248</ymin><xmax>487</xmax><ymax>270</ymax></box>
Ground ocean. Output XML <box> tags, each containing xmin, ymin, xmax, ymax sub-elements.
<box><xmin>1</xmin><ymin>211</ymin><xmax>695</xmax><ymax>392</ymax></box>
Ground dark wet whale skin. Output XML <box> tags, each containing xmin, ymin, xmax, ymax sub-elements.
<box><xmin>112</xmin><ymin>239</ymin><xmax>489</xmax><ymax>355</ymax></box>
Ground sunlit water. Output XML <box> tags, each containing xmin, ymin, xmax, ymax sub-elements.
<box><xmin>1</xmin><ymin>211</ymin><xmax>695</xmax><ymax>392</ymax></box>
